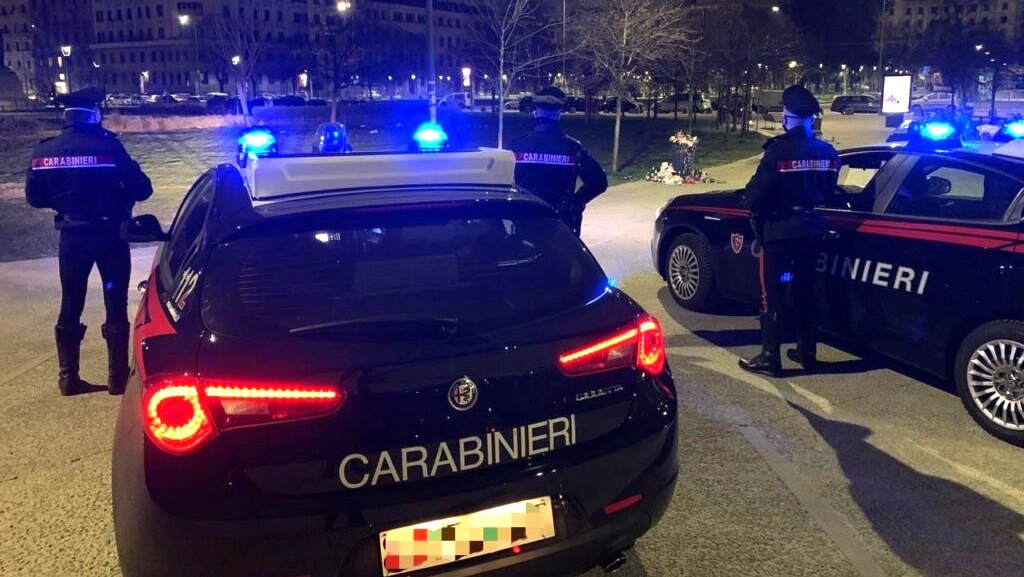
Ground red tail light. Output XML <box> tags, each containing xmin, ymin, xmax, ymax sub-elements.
<box><xmin>143</xmin><ymin>377</ymin><xmax>344</xmax><ymax>455</ymax></box>
<box><xmin>558</xmin><ymin>316</ymin><xmax>667</xmax><ymax>377</ymax></box>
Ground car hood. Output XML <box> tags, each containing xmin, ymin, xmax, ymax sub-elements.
<box><xmin>665</xmin><ymin>189</ymin><xmax>745</xmax><ymax>212</ymax></box>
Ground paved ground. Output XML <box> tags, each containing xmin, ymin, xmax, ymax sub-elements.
<box><xmin>3</xmin><ymin>112</ymin><xmax>1022</xmax><ymax>577</ymax></box>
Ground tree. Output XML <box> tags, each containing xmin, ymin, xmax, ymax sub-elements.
<box><xmin>203</xmin><ymin>4</ymin><xmax>271</xmax><ymax>123</ymax></box>
<box><xmin>466</xmin><ymin>0</ymin><xmax>567</xmax><ymax>147</ymax></box>
<box><xmin>571</xmin><ymin>0</ymin><xmax>692</xmax><ymax>171</ymax></box>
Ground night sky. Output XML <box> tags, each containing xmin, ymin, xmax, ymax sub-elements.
<box><xmin>787</xmin><ymin>0</ymin><xmax>880</xmax><ymax>65</ymax></box>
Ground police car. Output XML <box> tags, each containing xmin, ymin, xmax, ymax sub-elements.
<box><xmin>652</xmin><ymin>120</ymin><xmax>1024</xmax><ymax>447</ymax></box>
<box><xmin>112</xmin><ymin>124</ymin><xmax>678</xmax><ymax>577</ymax></box>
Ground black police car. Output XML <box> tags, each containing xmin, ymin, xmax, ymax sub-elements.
<box><xmin>112</xmin><ymin>125</ymin><xmax>678</xmax><ymax>577</ymax></box>
<box><xmin>652</xmin><ymin>120</ymin><xmax>1024</xmax><ymax>447</ymax></box>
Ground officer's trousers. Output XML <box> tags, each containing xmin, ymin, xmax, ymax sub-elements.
<box><xmin>757</xmin><ymin>235</ymin><xmax>820</xmax><ymax>354</ymax></box>
<box><xmin>57</xmin><ymin>228</ymin><xmax>131</xmax><ymax>327</ymax></box>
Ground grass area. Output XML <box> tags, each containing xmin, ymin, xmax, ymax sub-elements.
<box><xmin>0</xmin><ymin>107</ymin><xmax>764</xmax><ymax>262</ymax></box>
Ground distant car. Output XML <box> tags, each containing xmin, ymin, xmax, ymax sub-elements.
<box><xmin>439</xmin><ymin>92</ymin><xmax>472</xmax><ymax>109</ymax></box>
<box><xmin>831</xmin><ymin>94</ymin><xmax>882</xmax><ymax>115</ymax></box>
<box><xmin>655</xmin><ymin>93</ymin><xmax>711</xmax><ymax>114</ymax></box>
<box><xmin>517</xmin><ymin>94</ymin><xmax>587</xmax><ymax>114</ymax></box>
<box><xmin>275</xmin><ymin>95</ymin><xmax>306</xmax><ymax>106</ymax></box>
<box><xmin>910</xmin><ymin>92</ymin><xmax>956</xmax><ymax>114</ymax></box>
<box><xmin>206</xmin><ymin>95</ymin><xmax>242</xmax><ymax>114</ymax></box>
<box><xmin>598</xmin><ymin>97</ymin><xmax>641</xmax><ymax>114</ymax></box>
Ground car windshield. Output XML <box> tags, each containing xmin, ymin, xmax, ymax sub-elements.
<box><xmin>200</xmin><ymin>201</ymin><xmax>607</xmax><ymax>340</ymax></box>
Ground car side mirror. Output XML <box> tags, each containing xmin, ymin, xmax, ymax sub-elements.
<box><xmin>122</xmin><ymin>214</ymin><xmax>170</xmax><ymax>243</ymax></box>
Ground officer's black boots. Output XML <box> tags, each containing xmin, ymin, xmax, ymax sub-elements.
<box><xmin>55</xmin><ymin>324</ymin><xmax>87</xmax><ymax>395</ymax></box>
<box><xmin>102</xmin><ymin>323</ymin><xmax>131</xmax><ymax>395</ymax></box>
<box><xmin>786</xmin><ymin>346</ymin><xmax>818</xmax><ymax>369</ymax></box>
<box><xmin>738</xmin><ymin>313</ymin><xmax>783</xmax><ymax>377</ymax></box>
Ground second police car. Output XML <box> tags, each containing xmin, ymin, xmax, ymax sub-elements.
<box><xmin>112</xmin><ymin>124</ymin><xmax>678</xmax><ymax>577</ymax></box>
<box><xmin>653</xmin><ymin>120</ymin><xmax>1024</xmax><ymax>447</ymax></box>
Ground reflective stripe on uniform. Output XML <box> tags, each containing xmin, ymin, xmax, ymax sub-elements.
<box><xmin>775</xmin><ymin>159</ymin><xmax>840</xmax><ymax>173</ymax></box>
<box><xmin>30</xmin><ymin>156</ymin><xmax>117</xmax><ymax>170</ymax></box>
<box><xmin>514</xmin><ymin>152</ymin><xmax>579</xmax><ymax>166</ymax></box>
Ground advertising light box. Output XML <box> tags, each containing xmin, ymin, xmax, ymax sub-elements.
<box><xmin>882</xmin><ymin>75</ymin><xmax>912</xmax><ymax>114</ymax></box>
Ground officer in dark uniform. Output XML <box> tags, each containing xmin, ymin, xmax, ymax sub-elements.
<box><xmin>507</xmin><ymin>87</ymin><xmax>608</xmax><ymax>236</ymax></box>
<box><xmin>738</xmin><ymin>85</ymin><xmax>840</xmax><ymax>377</ymax></box>
<box><xmin>25</xmin><ymin>89</ymin><xmax>153</xmax><ymax>396</ymax></box>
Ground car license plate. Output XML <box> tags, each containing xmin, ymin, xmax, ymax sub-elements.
<box><xmin>379</xmin><ymin>496</ymin><xmax>556</xmax><ymax>576</ymax></box>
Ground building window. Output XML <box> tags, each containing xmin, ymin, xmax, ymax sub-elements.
<box><xmin>158</xmin><ymin>27</ymin><xmax>165</xmax><ymax>39</ymax></box>
<box><xmin>151</xmin><ymin>50</ymin><xmax>157</xmax><ymax>61</ymax></box>
<box><xmin>417</xmin><ymin>15</ymin><xmax>424</xmax><ymax>23</ymax></box>
<box><xmin>141</xmin><ymin>52</ymin><xmax>146</xmax><ymax>63</ymax></box>
<box><xmin>147</xmin><ymin>29</ymin><xmax>153</xmax><ymax>40</ymax></box>
<box><xmin>127</xmin><ymin>8</ymin><xmax>132</xmax><ymax>20</ymax></box>
<box><xmin>278</xmin><ymin>10</ymin><xmax>283</xmax><ymax>21</ymax></box>
<box><xmin>119</xmin><ymin>53</ymin><xmax>125</xmax><ymax>63</ymax></box>
<box><xmin>119</xmin><ymin>30</ymin><xmax>124</xmax><ymax>41</ymax></box>
<box><xmin>265</xmin><ymin>9</ymin><xmax>270</xmax><ymax>21</ymax></box>
<box><xmin>931</xmin><ymin>7</ymin><xmax>938</xmax><ymax>14</ymax></box>
<box><xmin>129</xmin><ymin>52</ymin><xmax>135</xmax><ymax>63</ymax></box>
<box><xmin>158</xmin><ymin>5</ymin><xmax>164</xmax><ymax>17</ymax></box>
<box><xmin>96</xmin><ymin>10</ymin><xmax>103</xmax><ymax>22</ymax></box>
<box><xmin>1001</xmin><ymin>15</ymin><xmax>1008</xmax><ymax>23</ymax></box>
<box><xmin>117</xmin><ymin>9</ymin><xmax>123</xmax><ymax>19</ymax></box>
<box><xmin>146</xmin><ymin>7</ymin><xmax>151</xmax><ymax>18</ymax></box>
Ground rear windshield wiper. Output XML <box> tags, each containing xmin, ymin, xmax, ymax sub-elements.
<box><xmin>289</xmin><ymin>316</ymin><xmax>460</xmax><ymax>336</ymax></box>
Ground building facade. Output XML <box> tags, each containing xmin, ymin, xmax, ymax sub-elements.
<box><xmin>0</xmin><ymin>0</ymin><xmax>480</xmax><ymax>98</ymax></box>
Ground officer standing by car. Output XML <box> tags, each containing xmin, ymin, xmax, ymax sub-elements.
<box><xmin>738</xmin><ymin>85</ymin><xmax>840</xmax><ymax>377</ymax></box>
<box><xmin>25</xmin><ymin>89</ymin><xmax>153</xmax><ymax>396</ymax></box>
<box><xmin>508</xmin><ymin>86</ymin><xmax>608</xmax><ymax>236</ymax></box>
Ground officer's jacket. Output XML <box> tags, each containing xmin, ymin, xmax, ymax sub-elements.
<box><xmin>507</xmin><ymin>118</ymin><xmax>608</xmax><ymax>212</ymax></box>
<box><xmin>25</xmin><ymin>123</ymin><xmax>153</xmax><ymax>230</ymax></box>
<box><xmin>742</xmin><ymin>126</ymin><xmax>840</xmax><ymax>243</ymax></box>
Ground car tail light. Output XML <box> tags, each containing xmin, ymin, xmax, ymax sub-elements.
<box><xmin>558</xmin><ymin>316</ymin><xmax>666</xmax><ymax>377</ymax></box>
<box><xmin>143</xmin><ymin>377</ymin><xmax>344</xmax><ymax>455</ymax></box>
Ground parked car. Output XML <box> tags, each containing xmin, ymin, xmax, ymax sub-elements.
<box><xmin>831</xmin><ymin>94</ymin><xmax>882</xmax><ymax>115</ymax></box>
<box><xmin>517</xmin><ymin>94</ymin><xmax>588</xmax><ymax>114</ymax></box>
<box><xmin>275</xmin><ymin>95</ymin><xmax>307</xmax><ymax>106</ymax></box>
<box><xmin>655</xmin><ymin>93</ymin><xmax>711</xmax><ymax>114</ymax></box>
<box><xmin>910</xmin><ymin>92</ymin><xmax>956</xmax><ymax>114</ymax></box>
<box><xmin>598</xmin><ymin>97</ymin><xmax>642</xmax><ymax>114</ymax></box>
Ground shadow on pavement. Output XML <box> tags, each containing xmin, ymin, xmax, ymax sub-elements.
<box><xmin>789</xmin><ymin>402</ymin><xmax>1024</xmax><ymax>577</ymax></box>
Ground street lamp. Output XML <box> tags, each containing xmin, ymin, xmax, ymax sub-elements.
<box><xmin>140</xmin><ymin>70</ymin><xmax>150</xmax><ymax>94</ymax></box>
<box><xmin>231</xmin><ymin>55</ymin><xmax>241</xmax><ymax>66</ymax></box>
<box><xmin>179</xmin><ymin>14</ymin><xmax>200</xmax><ymax>95</ymax></box>
<box><xmin>771</xmin><ymin>6</ymin><xmax>780</xmax><ymax>13</ymax></box>
<box><xmin>337</xmin><ymin>1</ymin><xmax>352</xmax><ymax>12</ymax></box>
<box><xmin>59</xmin><ymin>45</ymin><xmax>72</xmax><ymax>93</ymax></box>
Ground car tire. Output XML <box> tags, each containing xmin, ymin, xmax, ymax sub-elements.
<box><xmin>954</xmin><ymin>320</ymin><xmax>1024</xmax><ymax>447</ymax></box>
<box><xmin>665</xmin><ymin>233</ymin><xmax>719</xmax><ymax>312</ymax></box>
<box><xmin>842</xmin><ymin>107</ymin><xmax>854</xmax><ymax>115</ymax></box>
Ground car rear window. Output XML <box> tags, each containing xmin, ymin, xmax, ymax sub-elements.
<box><xmin>200</xmin><ymin>201</ymin><xmax>607</xmax><ymax>339</ymax></box>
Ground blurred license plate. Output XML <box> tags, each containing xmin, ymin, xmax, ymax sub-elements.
<box><xmin>379</xmin><ymin>496</ymin><xmax>556</xmax><ymax>576</ymax></box>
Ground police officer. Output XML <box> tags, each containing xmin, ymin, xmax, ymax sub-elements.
<box><xmin>508</xmin><ymin>87</ymin><xmax>608</xmax><ymax>236</ymax></box>
<box><xmin>25</xmin><ymin>89</ymin><xmax>153</xmax><ymax>396</ymax></box>
<box><xmin>738</xmin><ymin>85</ymin><xmax>840</xmax><ymax>377</ymax></box>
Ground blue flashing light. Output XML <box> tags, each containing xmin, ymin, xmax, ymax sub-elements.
<box><xmin>922</xmin><ymin>121</ymin><xmax>956</xmax><ymax>141</ymax></box>
<box><xmin>1004</xmin><ymin>121</ymin><xmax>1024</xmax><ymax>139</ymax></box>
<box><xmin>779</xmin><ymin>272</ymin><xmax>794</xmax><ymax>283</ymax></box>
<box><xmin>413</xmin><ymin>122</ymin><xmax>448</xmax><ymax>151</ymax></box>
<box><xmin>239</xmin><ymin>128</ymin><xmax>277</xmax><ymax>154</ymax></box>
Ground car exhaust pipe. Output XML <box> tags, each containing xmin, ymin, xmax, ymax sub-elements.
<box><xmin>600</xmin><ymin>550</ymin><xmax>627</xmax><ymax>573</ymax></box>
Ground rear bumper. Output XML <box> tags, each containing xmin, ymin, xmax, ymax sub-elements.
<box><xmin>113</xmin><ymin>382</ymin><xmax>678</xmax><ymax>577</ymax></box>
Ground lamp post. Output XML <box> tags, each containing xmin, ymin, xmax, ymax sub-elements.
<box><xmin>178</xmin><ymin>14</ymin><xmax>200</xmax><ymax>95</ymax></box>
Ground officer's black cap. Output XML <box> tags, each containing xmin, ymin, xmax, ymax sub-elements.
<box><xmin>57</xmin><ymin>87</ymin><xmax>104</xmax><ymax>111</ymax></box>
<box><xmin>533</xmin><ymin>86</ymin><xmax>565</xmax><ymax>111</ymax></box>
<box><xmin>782</xmin><ymin>85</ymin><xmax>821</xmax><ymax>117</ymax></box>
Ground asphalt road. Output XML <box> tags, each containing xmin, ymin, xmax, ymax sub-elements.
<box><xmin>2</xmin><ymin>112</ymin><xmax>1021</xmax><ymax>577</ymax></box>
